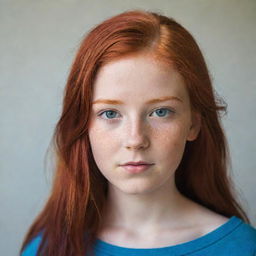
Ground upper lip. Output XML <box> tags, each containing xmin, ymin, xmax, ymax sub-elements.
<box><xmin>120</xmin><ymin>161</ymin><xmax>154</xmax><ymax>166</ymax></box>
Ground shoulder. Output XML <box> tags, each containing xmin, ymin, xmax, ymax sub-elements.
<box><xmin>21</xmin><ymin>233</ymin><xmax>43</xmax><ymax>256</ymax></box>
<box><xmin>189</xmin><ymin>204</ymin><xmax>256</xmax><ymax>249</ymax></box>
<box><xmin>234</xmin><ymin>219</ymin><xmax>256</xmax><ymax>243</ymax></box>
<box><xmin>215</xmin><ymin>217</ymin><xmax>256</xmax><ymax>253</ymax></box>
<box><xmin>201</xmin><ymin>211</ymin><xmax>256</xmax><ymax>245</ymax></box>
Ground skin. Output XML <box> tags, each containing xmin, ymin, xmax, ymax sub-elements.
<box><xmin>88</xmin><ymin>52</ymin><xmax>229</xmax><ymax>247</ymax></box>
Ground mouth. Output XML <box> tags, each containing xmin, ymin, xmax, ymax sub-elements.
<box><xmin>120</xmin><ymin>161</ymin><xmax>154</xmax><ymax>166</ymax></box>
<box><xmin>120</xmin><ymin>163</ymin><xmax>154</xmax><ymax>174</ymax></box>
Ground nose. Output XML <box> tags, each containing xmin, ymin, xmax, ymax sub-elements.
<box><xmin>124</xmin><ymin>118</ymin><xmax>150</xmax><ymax>150</ymax></box>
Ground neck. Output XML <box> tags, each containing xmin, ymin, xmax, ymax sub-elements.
<box><xmin>100</xmin><ymin>175</ymin><xmax>198</xmax><ymax>235</ymax></box>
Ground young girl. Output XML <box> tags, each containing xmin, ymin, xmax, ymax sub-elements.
<box><xmin>20</xmin><ymin>9</ymin><xmax>256</xmax><ymax>256</ymax></box>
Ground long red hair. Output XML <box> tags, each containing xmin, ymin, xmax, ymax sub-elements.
<box><xmin>20</xmin><ymin>9</ymin><xmax>250</xmax><ymax>256</ymax></box>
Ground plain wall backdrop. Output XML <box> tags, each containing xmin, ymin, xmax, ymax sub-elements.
<box><xmin>1</xmin><ymin>0</ymin><xmax>255</xmax><ymax>255</ymax></box>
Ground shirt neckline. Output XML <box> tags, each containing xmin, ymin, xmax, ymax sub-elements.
<box><xmin>94</xmin><ymin>216</ymin><xmax>242</xmax><ymax>255</ymax></box>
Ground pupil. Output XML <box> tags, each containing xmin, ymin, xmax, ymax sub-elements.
<box><xmin>105</xmin><ymin>109</ymin><xmax>168</xmax><ymax>119</ymax></box>
<box><xmin>157</xmin><ymin>109</ymin><xmax>165</xmax><ymax>116</ymax></box>
<box><xmin>107</xmin><ymin>111</ymin><xmax>115</xmax><ymax>118</ymax></box>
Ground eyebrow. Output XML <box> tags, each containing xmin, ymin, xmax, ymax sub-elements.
<box><xmin>92</xmin><ymin>96</ymin><xmax>183</xmax><ymax>105</ymax></box>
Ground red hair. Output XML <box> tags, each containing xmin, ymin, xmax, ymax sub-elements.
<box><xmin>20</xmin><ymin>9</ymin><xmax>250</xmax><ymax>256</ymax></box>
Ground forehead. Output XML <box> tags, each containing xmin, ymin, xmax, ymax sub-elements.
<box><xmin>92</xmin><ymin>54</ymin><xmax>188</xmax><ymax>101</ymax></box>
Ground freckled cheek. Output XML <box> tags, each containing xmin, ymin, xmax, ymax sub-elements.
<box><xmin>151</xmin><ymin>122</ymin><xmax>187</xmax><ymax>142</ymax></box>
<box><xmin>88</xmin><ymin>125</ymin><xmax>122</xmax><ymax>164</ymax></box>
<box><xmin>151</xmin><ymin>124</ymin><xmax>188</xmax><ymax>156</ymax></box>
<box><xmin>89</xmin><ymin>127</ymin><xmax>112</xmax><ymax>150</ymax></box>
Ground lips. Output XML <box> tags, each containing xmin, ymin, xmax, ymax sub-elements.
<box><xmin>121</xmin><ymin>161</ymin><xmax>153</xmax><ymax>166</ymax></box>
<box><xmin>121</xmin><ymin>163</ymin><xmax>154</xmax><ymax>174</ymax></box>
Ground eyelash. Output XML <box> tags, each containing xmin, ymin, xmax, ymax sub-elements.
<box><xmin>97</xmin><ymin>107</ymin><xmax>175</xmax><ymax>122</ymax></box>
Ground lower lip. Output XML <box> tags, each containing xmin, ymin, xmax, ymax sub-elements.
<box><xmin>121</xmin><ymin>164</ymin><xmax>154</xmax><ymax>174</ymax></box>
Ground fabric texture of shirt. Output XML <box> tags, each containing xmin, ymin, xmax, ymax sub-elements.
<box><xmin>21</xmin><ymin>216</ymin><xmax>256</xmax><ymax>255</ymax></box>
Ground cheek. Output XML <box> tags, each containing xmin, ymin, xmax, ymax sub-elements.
<box><xmin>152</xmin><ymin>124</ymin><xmax>188</xmax><ymax>162</ymax></box>
<box><xmin>88</xmin><ymin>125</ymin><xmax>119</xmax><ymax>169</ymax></box>
<box><xmin>152</xmin><ymin>122</ymin><xmax>188</xmax><ymax>145</ymax></box>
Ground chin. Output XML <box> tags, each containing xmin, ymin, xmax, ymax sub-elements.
<box><xmin>113</xmin><ymin>181</ymin><xmax>160</xmax><ymax>195</ymax></box>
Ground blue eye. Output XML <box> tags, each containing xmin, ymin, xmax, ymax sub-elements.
<box><xmin>151</xmin><ymin>108</ymin><xmax>172</xmax><ymax>117</ymax></box>
<box><xmin>99</xmin><ymin>110</ymin><xmax>119</xmax><ymax>119</ymax></box>
<box><xmin>98</xmin><ymin>108</ymin><xmax>173</xmax><ymax>121</ymax></box>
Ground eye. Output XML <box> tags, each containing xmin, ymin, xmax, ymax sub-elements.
<box><xmin>97</xmin><ymin>107</ymin><xmax>174</xmax><ymax>121</ymax></box>
<box><xmin>150</xmin><ymin>108</ymin><xmax>174</xmax><ymax>118</ymax></box>
<box><xmin>98</xmin><ymin>110</ymin><xmax>120</xmax><ymax>120</ymax></box>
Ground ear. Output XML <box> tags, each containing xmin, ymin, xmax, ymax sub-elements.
<box><xmin>186</xmin><ymin>111</ymin><xmax>201</xmax><ymax>141</ymax></box>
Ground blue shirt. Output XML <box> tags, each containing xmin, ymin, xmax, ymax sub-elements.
<box><xmin>21</xmin><ymin>216</ymin><xmax>256</xmax><ymax>255</ymax></box>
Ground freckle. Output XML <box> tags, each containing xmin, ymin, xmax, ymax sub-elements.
<box><xmin>150</xmin><ymin>127</ymin><xmax>168</xmax><ymax>140</ymax></box>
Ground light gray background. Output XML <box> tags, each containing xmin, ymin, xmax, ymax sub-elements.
<box><xmin>1</xmin><ymin>0</ymin><xmax>255</xmax><ymax>255</ymax></box>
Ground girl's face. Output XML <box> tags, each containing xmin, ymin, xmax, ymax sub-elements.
<box><xmin>88</xmin><ymin>53</ymin><xmax>200</xmax><ymax>195</ymax></box>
